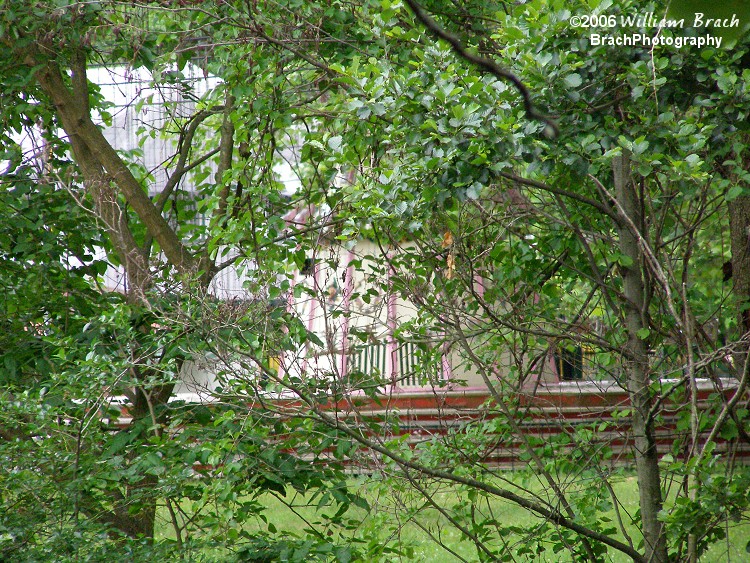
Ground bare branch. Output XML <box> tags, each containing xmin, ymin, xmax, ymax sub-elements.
<box><xmin>499</xmin><ymin>171</ymin><xmax>620</xmax><ymax>223</ymax></box>
<box><xmin>213</xmin><ymin>92</ymin><xmax>236</xmax><ymax>223</ymax></box>
<box><xmin>157</xmin><ymin>107</ymin><xmax>225</xmax><ymax>214</ymax></box>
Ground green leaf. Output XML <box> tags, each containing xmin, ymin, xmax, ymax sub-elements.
<box><xmin>335</xmin><ymin>546</ymin><xmax>352</xmax><ymax>563</ymax></box>
<box><xmin>564</xmin><ymin>73</ymin><xmax>582</xmax><ymax>88</ymax></box>
<box><xmin>617</xmin><ymin>254</ymin><xmax>634</xmax><ymax>267</ymax></box>
<box><xmin>327</xmin><ymin>135</ymin><xmax>343</xmax><ymax>152</ymax></box>
<box><xmin>105</xmin><ymin>431</ymin><xmax>134</xmax><ymax>456</ymax></box>
<box><xmin>726</xmin><ymin>185</ymin><xmax>744</xmax><ymax>201</ymax></box>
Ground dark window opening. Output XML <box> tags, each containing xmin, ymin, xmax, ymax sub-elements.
<box><xmin>557</xmin><ymin>345</ymin><xmax>583</xmax><ymax>381</ymax></box>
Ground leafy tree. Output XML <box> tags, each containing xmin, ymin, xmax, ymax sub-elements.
<box><xmin>276</xmin><ymin>0</ymin><xmax>750</xmax><ymax>561</ymax></box>
<box><xmin>1</xmin><ymin>1</ymin><xmax>374</xmax><ymax>559</ymax></box>
<box><xmin>2</xmin><ymin>0</ymin><xmax>750</xmax><ymax>562</ymax></box>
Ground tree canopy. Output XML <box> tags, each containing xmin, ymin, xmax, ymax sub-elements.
<box><xmin>2</xmin><ymin>0</ymin><xmax>750</xmax><ymax>561</ymax></box>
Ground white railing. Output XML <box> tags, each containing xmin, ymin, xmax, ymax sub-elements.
<box><xmin>349</xmin><ymin>341</ymin><xmax>439</xmax><ymax>388</ymax></box>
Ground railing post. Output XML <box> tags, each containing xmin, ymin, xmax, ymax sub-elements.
<box><xmin>338</xmin><ymin>250</ymin><xmax>355</xmax><ymax>379</ymax></box>
<box><xmin>386</xmin><ymin>255</ymin><xmax>398</xmax><ymax>387</ymax></box>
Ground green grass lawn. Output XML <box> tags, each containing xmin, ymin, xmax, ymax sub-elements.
<box><xmin>159</xmin><ymin>471</ymin><xmax>750</xmax><ymax>562</ymax></box>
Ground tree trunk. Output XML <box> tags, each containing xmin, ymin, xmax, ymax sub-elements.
<box><xmin>613</xmin><ymin>153</ymin><xmax>668</xmax><ymax>563</ymax></box>
<box><xmin>116</xmin><ymin>383</ymin><xmax>175</xmax><ymax>540</ymax></box>
<box><xmin>729</xmin><ymin>194</ymin><xmax>750</xmax><ymax>376</ymax></box>
<box><xmin>27</xmin><ymin>55</ymin><xmax>198</xmax><ymax>541</ymax></box>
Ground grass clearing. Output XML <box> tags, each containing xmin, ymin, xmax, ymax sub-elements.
<box><xmin>158</xmin><ymin>470</ymin><xmax>750</xmax><ymax>561</ymax></box>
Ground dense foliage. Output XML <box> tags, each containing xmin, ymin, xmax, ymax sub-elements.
<box><xmin>2</xmin><ymin>0</ymin><xmax>750</xmax><ymax>561</ymax></box>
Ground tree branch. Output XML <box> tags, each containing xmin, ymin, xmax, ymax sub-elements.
<box><xmin>212</xmin><ymin>91</ymin><xmax>236</xmax><ymax>224</ymax></box>
<box><xmin>234</xmin><ymin>347</ymin><xmax>645</xmax><ymax>562</ymax></box>
<box><xmin>156</xmin><ymin>107</ymin><xmax>224</xmax><ymax>214</ymax></box>
<box><xmin>403</xmin><ymin>0</ymin><xmax>558</xmax><ymax>137</ymax></box>
<box><xmin>34</xmin><ymin>61</ymin><xmax>204</xmax><ymax>280</ymax></box>
<box><xmin>499</xmin><ymin>171</ymin><xmax>620</xmax><ymax>223</ymax></box>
